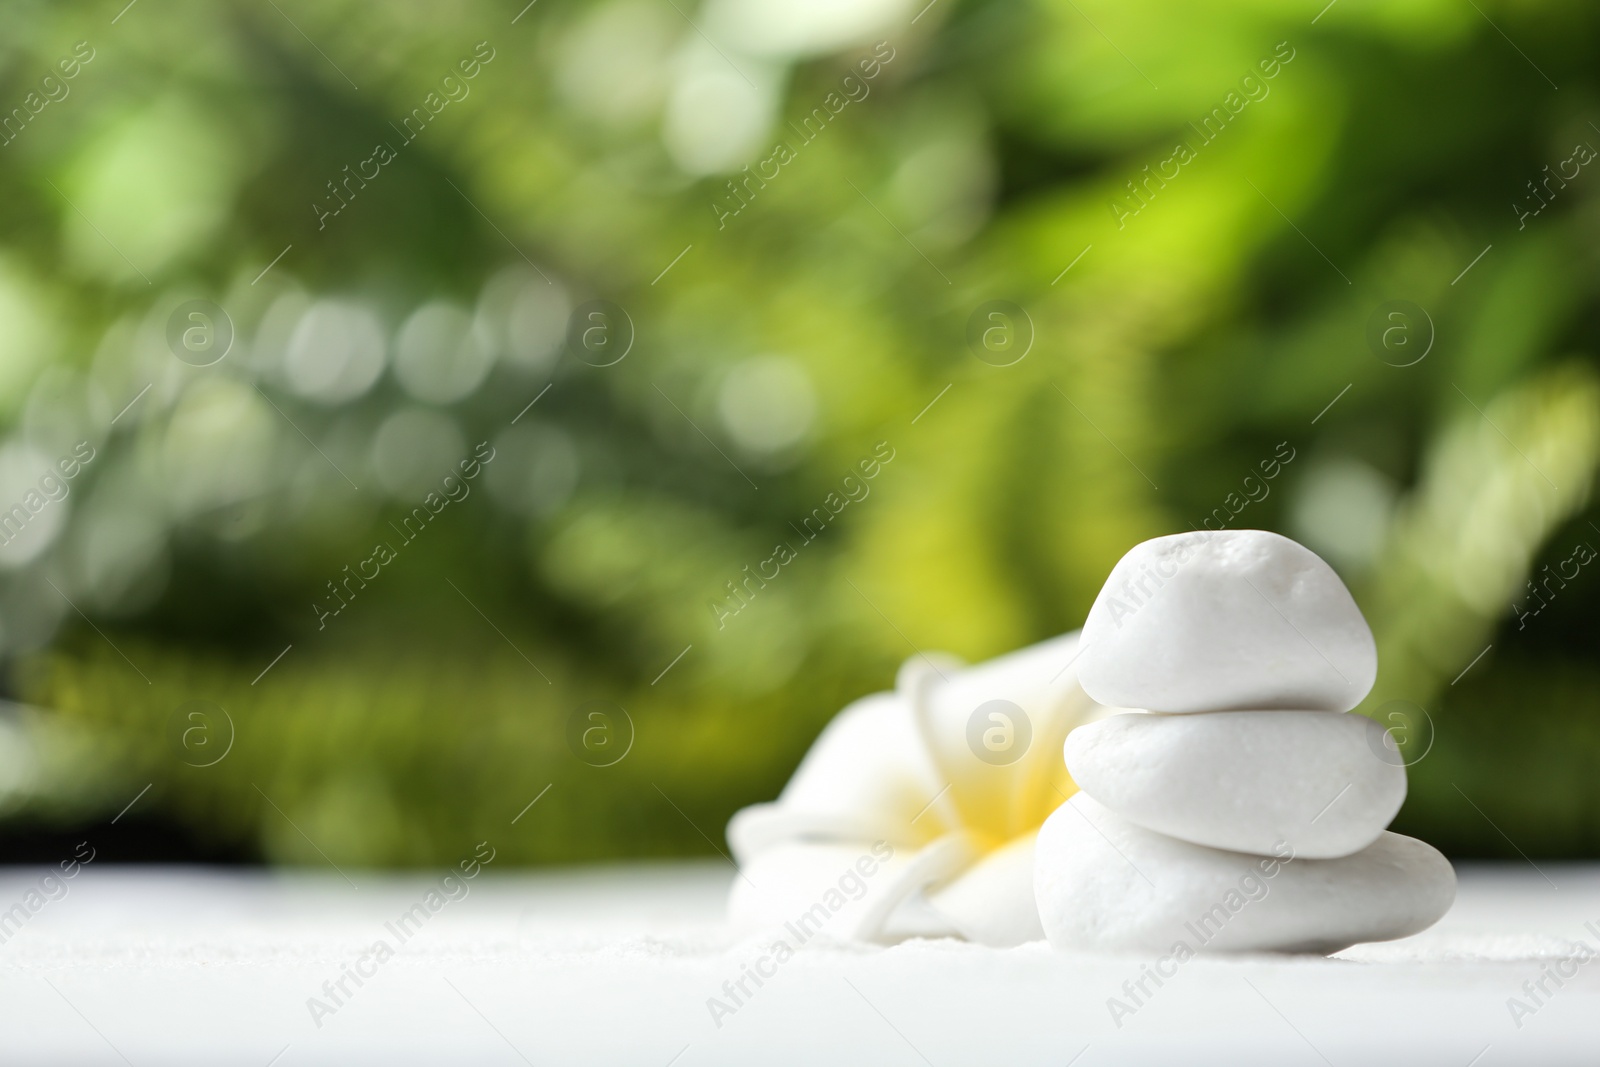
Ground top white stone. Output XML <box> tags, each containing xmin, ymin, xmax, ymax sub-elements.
<box><xmin>1077</xmin><ymin>530</ymin><xmax>1376</xmax><ymax>713</ymax></box>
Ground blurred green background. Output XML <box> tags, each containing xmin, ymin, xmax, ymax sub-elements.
<box><xmin>0</xmin><ymin>0</ymin><xmax>1596</xmax><ymax>868</ymax></box>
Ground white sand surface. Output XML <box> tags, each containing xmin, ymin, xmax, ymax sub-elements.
<box><xmin>0</xmin><ymin>861</ymin><xmax>1594</xmax><ymax>1065</ymax></box>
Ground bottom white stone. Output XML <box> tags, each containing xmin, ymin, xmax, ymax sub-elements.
<box><xmin>1036</xmin><ymin>793</ymin><xmax>1455</xmax><ymax>954</ymax></box>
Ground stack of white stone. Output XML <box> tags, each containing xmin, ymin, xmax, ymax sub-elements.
<box><xmin>1035</xmin><ymin>530</ymin><xmax>1457</xmax><ymax>954</ymax></box>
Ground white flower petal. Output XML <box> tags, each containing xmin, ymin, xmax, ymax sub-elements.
<box><xmin>925</xmin><ymin>831</ymin><xmax>1045</xmax><ymax>947</ymax></box>
<box><xmin>725</xmin><ymin>631</ymin><xmax>1114</xmax><ymax>945</ymax></box>
<box><xmin>903</xmin><ymin>632</ymin><xmax>1101</xmax><ymax>839</ymax></box>
<box><xmin>751</xmin><ymin>690</ymin><xmax>950</xmax><ymax>851</ymax></box>
<box><xmin>728</xmin><ymin>834</ymin><xmax>974</xmax><ymax>943</ymax></box>
<box><xmin>727</xmin><ymin>803</ymin><xmax>907</xmax><ymax>866</ymax></box>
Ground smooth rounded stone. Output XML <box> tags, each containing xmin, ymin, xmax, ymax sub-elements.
<box><xmin>1035</xmin><ymin>794</ymin><xmax>1455</xmax><ymax>955</ymax></box>
<box><xmin>1077</xmin><ymin>530</ymin><xmax>1377</xmax><ymax>713</ymax></box>
<box><xmin>1064</xmin><ymin>710</ymin><xmax>1406</xmax><ymax>859</ymax></box>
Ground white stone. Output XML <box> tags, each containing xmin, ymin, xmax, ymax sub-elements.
<box><xmin>1064</xmin><ymin>710</ymin><xmax>1406</xmax><ymax>858</ymax></box>
<box><xmin>1035</xmin><ymin>793</ymin><xmax>1456</xmax><ymax>954</ymax></box>
<box><xmin>1077</xmin><ymin>530</ymin><xmax>1377</xmax><ymax>713</ymax></box>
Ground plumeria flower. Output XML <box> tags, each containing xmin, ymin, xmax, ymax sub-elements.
<box><xmin>726</xmin><ymin>631</ymin><xmax>1115</xmax><ymax>946</ymax></box>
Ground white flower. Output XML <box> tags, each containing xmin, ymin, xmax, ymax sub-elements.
<box><xmin>726</xmin><ymin>631</ymin><xmax>1114</xmax><ymax>946</ymax></box>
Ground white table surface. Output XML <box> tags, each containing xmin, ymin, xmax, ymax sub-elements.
<box><xmin>0</xmin><ymin>861</ymin><xmax>1594</xmax><ymax>1065</ymax></box>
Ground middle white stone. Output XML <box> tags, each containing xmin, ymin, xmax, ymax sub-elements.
<box><xmin>1064</xmin><ymin>709</ymin><xmax>1406</xmax><ymax>859</ymax></box>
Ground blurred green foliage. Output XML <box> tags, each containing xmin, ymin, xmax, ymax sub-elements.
<box><xmin>1</xmin><ymin>0</ymin><xmax>1599</xmax><ymax>863</ymax></box>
